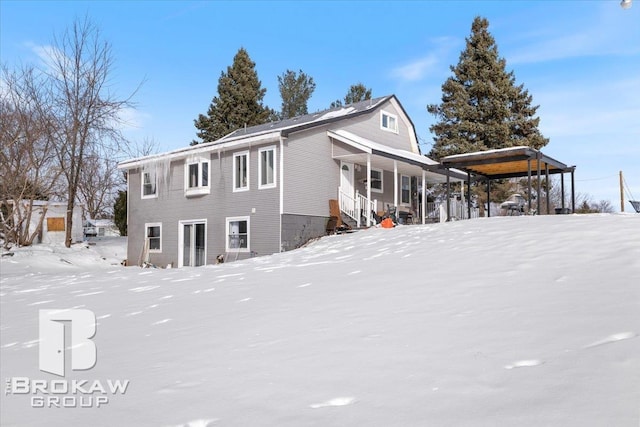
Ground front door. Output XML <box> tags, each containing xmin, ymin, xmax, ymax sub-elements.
<box><xmin>179</xmin><ymin>220</ymin><xmax>206</xmax><ymax>267</ymax></box>
<box><xmin>340</xmin><ymin>161</ymin><xmax>355</xmax><ymax>196</ymax></box>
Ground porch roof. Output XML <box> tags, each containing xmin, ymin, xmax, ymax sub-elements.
<box><xmin>440</xmin><ymin>146</ymin><xmax>575</xmax><ymax>179</ymax></box>
<box><xmin>327</xmin><ymin>130</ymin><xmax>467</xmax><ymax>183</ymax></box>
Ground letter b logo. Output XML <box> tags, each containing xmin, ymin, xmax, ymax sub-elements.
<box><xmin>39</xmin><ymin>309</ymin><xmax>97</xmax><ymax>377</ymax></box>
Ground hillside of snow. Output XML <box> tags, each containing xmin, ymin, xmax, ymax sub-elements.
<box><xmin>1</xmin><ymin>215</ymin><xmax>639</xmax><ymax>426</ymax></box>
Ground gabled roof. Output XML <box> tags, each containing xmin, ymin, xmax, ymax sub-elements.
<box><xmin>220</xmin><ymin>95</ymin><xmax>393</xmax><ymax>140</ymax></box>
<box><xmin>119</xmin><ymin>95</ymin><xmax>411</xmax><ymax>169</ymax></box>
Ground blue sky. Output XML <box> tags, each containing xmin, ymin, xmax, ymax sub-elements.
<box><xmin>2</xmin><ymin>1</ymin><xmax>639</xmax><ymax>210</ymax></box>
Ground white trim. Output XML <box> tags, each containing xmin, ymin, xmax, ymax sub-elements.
<box><xmin>258</xmin><ymin>145</ymin><xmax>277</xmax><ymax>189</ymax></box>
<box><xmin>380</xmin><ymin>110</ymin><xmax>399</xmax><ymax>134</ymax></box>
<box><xmin>178</xmin><ymin>219</ymin><xmax>207</xmax><ymax>267</ymax></box>
<box><xmin>401</xmin><ymin>174</ymin><xmax>411</xmax><ymax>206</ymax></box>
<box><xmin>141</xmin><ymin>169</ymin><xmax>157</xmax><ymax>199</ymax></box>
<box><xmin>370</xmin><ymin>167</ymin><xmax>383</xmax><ymax>194</ymax></box>
<box><xmin>145</xmin><ymin>222</ymin><xmax>162</xmax><ymax>253</ymax></box>
<box><xmin>118</xmin><ymin>131</ymin><xmax>280</xmax><ymax>170</ymax></box>
<box><xmin>233</xmin><ymin>151</ymin><xmax>250</xmax><ymax>192</ymax></box>
<box><xmin>225</xmin><ymin>216</ymin><xmax>250</xmax><ymax>253</ymax></box>
<box><xmin>184</xmin><ymin>156</ymin><xmax>211</xmax><ymax>197</ymax></box>
<box><xmin>279</xmin><ymin>137</ymin><xmax>285</xmax><ymax>251</ymax></box>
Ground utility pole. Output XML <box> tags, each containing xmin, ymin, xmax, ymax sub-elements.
<box><xmin>620</xmin><ymin>171</ymin><xmax>625</xmax><ymax>212</ymax></box>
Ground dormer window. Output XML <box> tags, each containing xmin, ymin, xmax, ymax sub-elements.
<box><xmin>184</xmin><ymin>156</ymin><xmax>210</xmax><ymax>196</ymax></box>
<box><xmin>381</xmin><ymin>111</ymin><xmax>398</xmax><ymax>133</ymax></box>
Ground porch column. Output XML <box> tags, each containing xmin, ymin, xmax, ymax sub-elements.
<box><xmin>393</xmin><ymin>160</ymin><xmax>398</xmax><ymax>209</ymax></box>
<box><xmin>367</xmin><ymin>154</ymin><xmax>372</xmax><ymax>226</ymax></box>
<box><xmin>422</xmin><ymin>170</ymin><xmax>426</xmax><ymax>225</ymax></box>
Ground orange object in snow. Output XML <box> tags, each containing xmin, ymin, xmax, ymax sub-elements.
<box><xmin>381</xmin><ymin>218</ymin><xmax>394</xmax><ymax>228</ymax></box>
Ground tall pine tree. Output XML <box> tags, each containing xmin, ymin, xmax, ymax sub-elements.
<box><xmin>278</xmin><ymin>69</ymin><xmax>316</xmax><ymax>119</ymax></box>
<box><xmin>427</xmin><ymin>17</ymin><xmax>548</xmax><ymax>160</ymax></box>
<box><xmin>193</xmin><ymin>48</ymin><xmax>271</xmax><ymax>144</ymax></box>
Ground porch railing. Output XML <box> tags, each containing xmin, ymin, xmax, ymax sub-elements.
<box><xmin>338</xmin><ymin>187</ymin><xmax>377</xmax><ymax>228</ymax></box>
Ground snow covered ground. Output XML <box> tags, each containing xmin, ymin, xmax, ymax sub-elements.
<box><xmin>1</xmin><ymin>215</ymin><xmax>639</xmax><ymax>427</ymax></box>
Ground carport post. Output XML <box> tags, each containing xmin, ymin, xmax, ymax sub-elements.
<box><xmin>367</xmin><ymin>154</ymin><xmax>372</xmax><ymax>226</ymax></box>
<box><xmin>536</xmin><ymin>152</ymin><xmax>542</xmax><ymax>214</ymax></box>
<box><xmin>561</xmin><ymin>173</ymin><xmax>566</xmax><ymax>210</ymax></box>
<box><xmin>571</xmin><ymin>170</ymin><xmax>576</xmax><ymax>213</ymax></box>
<box><xmin>527</xmin><ymin>159</ymin><xmax>532</xmax><ymax>212</ymax></box>
<box><xmin>545</xmin><ymin>164</ymin><xmax>550</xmax><ymax>214</ymax></box>
<box><xmin>486</xmin><ymin>179</ymin><xmax>491</xmax><ymax>217</ymax></box>
<box><xmin>446</xmin><ymin>169</ymin><xmax>451</xmax><ymax>222</ymax></box>
<box><xmin>467</xmin><ymin>172</ymin><xmax>472</xmax><ymax>219</ymax></box>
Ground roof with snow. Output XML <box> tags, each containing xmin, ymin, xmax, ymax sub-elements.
<box><xmin>220</xmin><ymin>95</ymin><xmax>393</xmax><ymax>140</ymax></box>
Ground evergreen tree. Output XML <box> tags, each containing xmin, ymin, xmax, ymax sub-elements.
<box><xmin>427</xmin><ymin>16</ymin><xmax>548</xmax><ymax>160</ymax></box>
<box><xmin>330</xmin><ymin>83</ymin><xmax>372</xmax><ymax>108</ymax></box>
<box><xmin>113</xmin><ymin>190</ymin><xmax>127</xmax><ymax>236</ymax></box>
<box><xmin>278</xmin><ymin>69</ymin><xmax>316</xmax><ymax>119</ymax></box>
<box><xmin>193</xmin><ymin>48</ymin><xmax>271</xmax><ymax>144</ymax></box>
<box><xmin>345</xmin><ymin>83</ymin><xmax>372</xmax><ymax>104</ymax></box>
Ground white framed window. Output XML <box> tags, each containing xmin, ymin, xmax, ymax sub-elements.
<box><xmin>226</xmin><ymin>216</ymin><xmax>250</xmax><ymax>253</ymax></box>
<box><xmin>370</xmin><ymin>168</ymin><xmax>383</xmax><ymax>193</ymax></box>
<box><xmin>401</xmin><ymin>175</ymin><xmax>411</xmax><ymax>205</ymax></box>
<box><xmin>258</xmin><ymin>146</ymin><xmax>276</xmax><ymax>189</ymax></box>
<box><xmin>233</xmin><ymin>151</ymin><xmax>249</xmax><ymax>192</ymax></box>
<box><xmin>145</xmin><ymin>222</ymin><xmax>162</xmax><ymax>253</ymax></box>
<box><xmin>380</xmin><ymin>111</ymin><xmax>398</xmax><ymax>133</ymax></box>
<box><xmin>184</xmin><ymin>157</ymin><xmax>210</xmax><ymax>196</ymax></box>
<box><xmin>141</xmin><ymin>168</ymin><xmax>157</xmax><ymax>199</ymax></box>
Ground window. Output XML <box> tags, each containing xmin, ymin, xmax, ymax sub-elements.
<box><xmin>184</xmin><ymin>157</ymin><xmax>210</xmax><ymax>196</ymax></box>
<box><xmin>226</xmin><ymin>216</ymin><xmax>249</xmax><ymax>252</ymax></box>
<box><xmin>141</xmin><ymin>168</ymin><xmax>157</xmax><ymax>199</ymax></box>
<box><xmin>145</xmin><ymin>223</ymin><xmax>162</xmax><ymax>253</ymax></box>
<box><xmin>381</xmin><ymin>111</ymin><xmax>398</xmax><ymax>133</ymax></box>
<box><xmin>401</xmin><ymin>175</ymin><xmax>411</xmax><ymax>205</ymax></box>
<box><xmin>370</xmin><ymin>168</ymin><xmax>383</xmax><ymax>193</ymax></box>
<box><xmin>233</xmin><ymin>151</ymin><xmax>249</xmax><ymax>192</ymax></box>
<box><xmin>258</xmin><ymin>146</ymin><xmax>276</xmax><ymax>189</ymax></box>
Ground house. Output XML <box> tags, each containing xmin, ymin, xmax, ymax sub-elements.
<box><xmin>3</xmin><ymin>200</ymin><xmax>84</xmax><ymax>245</ymax></box>
<box><xmin>117</xmin><ymin>95</ymin><xmax>466</xmax><ymax>267</ymax></box>
<box><xmin>83</xmin><ymin>219</ymin><xmax>120</xmax><ymax>237</ymax></box>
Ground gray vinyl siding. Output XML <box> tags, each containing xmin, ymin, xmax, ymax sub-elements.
<box><xmin>338</xmin><ymin>99</ymin><xmax>417</xmax><ymax>153</ymax></box>
<box><xmin>282</xmin><ymin>127</ymin><xmax>341</xmax><ymax>217</ymax></box>
<box><xmin>126</xmin><ymin>143</ymin><xmax>280</xmax><ymax>266</ymax></box>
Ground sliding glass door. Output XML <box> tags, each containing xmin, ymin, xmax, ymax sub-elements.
<box><xmin>180</xmin><ymin>220</ymin><xmax>206</xmax><ymax>267</ymax></box>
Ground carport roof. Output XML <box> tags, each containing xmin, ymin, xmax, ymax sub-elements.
<box><xmin>440</xmin><ymin>146</ymin><xmax>575</xmax><ymax>180</ymax></box>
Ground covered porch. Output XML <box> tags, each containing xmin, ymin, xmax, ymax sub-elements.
<box><xmin>327</xmin><ymin>130</ymin><xmax>468</xmax><ymax>226</ymax></box>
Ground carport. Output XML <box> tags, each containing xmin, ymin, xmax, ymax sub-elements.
<box><xmin>440</xmin><ymin>146</ymin><xmax>576</xmax><ymax>219</ymax></box>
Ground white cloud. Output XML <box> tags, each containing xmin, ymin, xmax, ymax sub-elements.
<box><xmin>391</xmin><ymin>55</ymin><xmax>439</xmax><ymax>82</ymax></box>
<box><xmin>506</xmin><ymin>5</ymin><xmax>640</xmax><ymax>64</ymax></box>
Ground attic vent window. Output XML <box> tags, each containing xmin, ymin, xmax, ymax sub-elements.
<box><xmin>380</xmin><ymin>111</ymin><xmax>398</xmax><ymax>134</ymax></box>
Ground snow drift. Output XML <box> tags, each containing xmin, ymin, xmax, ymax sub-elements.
<box><xmin>1</xmin><ymin>215</ymin><xmax>639</xmax><ymax>426</ymax></box>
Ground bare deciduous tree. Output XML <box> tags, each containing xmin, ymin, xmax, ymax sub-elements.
<box><xmin>43</xmin><ymin>17</ymin><xmax>137</xmax><ymax>247</ymax></box>
<box><xmin>0</xmin><ymin>65</ymin><xmax>61</xmax><ymax>248</ymax></box>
